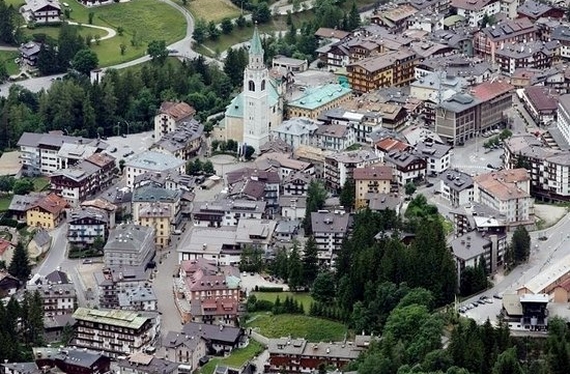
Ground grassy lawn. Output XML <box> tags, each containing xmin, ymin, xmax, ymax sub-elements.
<box><xmin>0</xmin><ymin>50</ymin><xmax>20</xmax><ymax>76</ymax></box>
<box><xmin>253</xmin><ymin>292</ymin><xmax>314</xmax><ymax>312</ymax></box>
<box><xmin>201</xmin><ymin>10</ymin><xmax>315</xmax><ymax>53</ymax></box>
<box><xmin>246</xmin><ymin>314</ymin><xmax>348</xmax><ymax>342</ymax></box>
<box><xmin>37</xmin><ymin>0</ymin><xmax>187</xmax><ymax>67</ymax></box>
<box><xmin>200</xmin><ymin>340</ymin><xmax>264</xmax><ymax>374</ymax></box>
<box><xmin>22</xmin><ymin>24</ymin><xmax>89</xmax><ymax>40</ymax></box>
<box><xmin>31</xmin><ymin>177</ymin><xmax>50</xmax><ymax>192</ymax></box>
<box><xmin>0</xmin><ymin>194</ymin><xmax>12</xmax><ymax>212</ymax></box>
<box><xmin>176</xmin><ymin>0</ymin><xmax>240</xmax><ymax>23</ymax></box>
<box><xmin>4</xmin><ymin>0</ymin><xmax>23</xmax><ymax>7</ymax></box>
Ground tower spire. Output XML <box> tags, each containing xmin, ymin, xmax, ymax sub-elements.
<box><xmin>250</xmin><ymin>24</ymin><xmax>263</xmax><ymax>57</ymax></box>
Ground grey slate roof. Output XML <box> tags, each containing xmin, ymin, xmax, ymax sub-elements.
<box><xmin>311</xmin><ymin>211</ymin><xmax>350</xmax><ymax>234</ymax></box>
<box><xmin>104</xmin><ymin>225</ymin><xmax>154</xmax><ymax>253</ymax></box>
<box><xmin>181</xmin><ymin>322</ymin><xmax>243</xmax><ymax>344</ymax></box>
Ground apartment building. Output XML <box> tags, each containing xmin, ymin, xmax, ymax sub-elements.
<box><xmin>26</xmin><ymin>193</ymin><xmax>68</xmax><ymax>229</ymax></box>
<box><xmin>226</xmin><ymin>168</ymin><xmax>280</xmax><ymax>208</ymax></box>
<box><xmin>272</xmin><ymin>117</ymin><xmax>319</xmax><ymax>150</ymax></box>
<box><xmin>132</xmin><ymin>185</ymin><xmax>182</xmax><ymax>230</ymax></box>
<box><xmin>95</xmin><ymin>266</ymin><xmax>150</xmax><ymax>309</ymax></box>
<box><xmin>154</xmin><ymin>101</ymin><xmax>196</xmax><ymax>141</ymax></box>
<box><xmin>67</xmin><ymin>207</ymin><xmax>110</xmax><ymax>247</ymax></box>
<box><xmin>371</xmin><ymin>4</ymin><xmax>419</xmax><ymax>32</ymax></box>
<box><xmin>451</xmin><ymin>0</ymin><xmax>500</xmax><ymax>27</ymax></box>
<box><xmin>353</xmin><ymin>165</ymin><xmax>394</xmax><ymax>209</ymax></box>
<box><xmin>27</xmin><ymin>283</ymin><xmax>76</xmax><ymax>317</ymax></box>
<box><xmin>557</xmin><ymin>93</ymin><xmax>570</xmax><ymax>145</ymax></box>
<box><xmin>173</xmin><ymin>259</ymin><xmax>241</xmax><ymax>325</ymax></box>
<box><xmin>314</xmin><ymin>124</ymin><xmax>357</xmax><ymax>151</ymax></box>
<box><xmin>124</xmin><ymin>151</ymin><xmax>185</xmax><ymax>189</ymax></box>
<box><xmin>474</xmin><ymin>18</ymin><xmax>538</xmax><ymax>62</ymax></box>
<box><xmin>519</xmin><ymin>86</ymin><xmax>558</xmax><ymax>126</ymax></box>
<box><xmin>137</xmin><ymin>203</ymin><xmax>172</xmax><ymax>248</ymax></box>
<box><xmin>286</xmin><ymin>84</ymin><xmax>352</xmax><ymax>120</ymax></box>
<box><xmin>415</xmin><ymin>55</ymin><xmax>492</xmax><ymax>85</ymax></box>
<box><xmin>415</xmin><ymin>140</ymin><xmax>452</xmax><ymax>174</ymax></box>
<box><xmin>265</xmin><ymin>336</ymin><xmax>372</xmax><ymax>374</ymax></box>
<box><xmin>311</xmin><ymin>210</ymin><xmax>351</xmax><ymax>267</ymax></box>
<box><xmin>504</xmin><ymin>134</ymin><xmax>570</xmax><ymax>201</ymax></box>
<box><xmin>255</xmin><ymin>152</ymin><xmax>315</xmax><ymax>180</ymax></box>
<box><xmin>324</xmin><ymin>149</ymin><xmax>381</xmax><ymax>191</ymax></box>
<box><xmin>17</xmin><ymin>132</ymin><xmax>108</xmax><ymax>176</ymax></box>
<box><xmin>439</xmin><ymin>170</ymin><xmax>474</xmax><ymax>207</ymax></box>
<box><xmin>191</xmin><ymin>199</ymin><xmax>266</xmax><ymax>227</ymax></box>
<box><xmin>283</xmin><ymin>171</ymin><xmax>314</xmax><ymax>196</ymax></box>
<box><xmin>347</xmin><ymin>49</ymin><xmax>417</xmax><ymax>93</ymax></box>
<box><xmin>318</xmin><ymin>108</ymin><xmax>383</xmax><ymax>143</ymax></box>
<box><xmin>104</xmin><ymin>225</ymin><xmax>155</xmax><ymax>268</ymax></box>
<box><xmin>151</xmin><ymin>119</ymin><xmax>204</xmax><ymax>161</ymax></box>
<box><xmin>50</xmin><ymin>153</ymin><xmax>117</xmax><ymax>207</ymax></box>
<box><xmin>117</xmin><ymin>285</ymin><xmax>158</xmax><ymax>311</ymax></box>
<box><xmin>473</xmin><ymin>169</ymin><xmax>534</xmax><ymax>224</ymax></box>
<box><xmin>32</xmin><ymin>347</ymin><xmax>111</xmax><ymax>374</ymax></box>
<box><xmin>495</xmin><ymin>41</ymin><xmax>555</xmax><ymax>75</ymax></box>
<box><xmin>436</xmin><ymin>81</ymin><xmax>513</xmax><ymax>145</ymax></box>
<box><xmin>117</xmin><ymin>354</ymin><xmax>178</xmax><ymax>374</ymax></box>
<box><xmin>72</xmin><ymin>307</ymin><xmax>159</xmax><ymax>358</ymax></box>
<box><xmin>450</xmin><ymin>230</ymin><xmax>507</xmax><ymax>286</ymax></box>
<box><xmin>384</xmin><ymin>149</ymin><xmax>428</xmax><ymax>186</ymax></box>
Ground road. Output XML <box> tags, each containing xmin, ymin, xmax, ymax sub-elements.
<box><xmin>36</xmin><ymin>223</ymin><xmax>68</xmax><ymax>278</ymax></box>
<box><xmin>461</xmin><ymin>214</ymin><xmax>570</xmax><ymax>324</ymax></box>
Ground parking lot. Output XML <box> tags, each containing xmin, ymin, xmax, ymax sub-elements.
<box><xmin>240</xmin><ymin>272</ymin><xmax>290</xmax><ymax>294</ymax></box>
<box><xmin>450</xmin><ymin>136</ymin><xmax>505</xmax><ymax>176</ymax></box>
<box><xmin>459</xmin><ymin>295</ymin><xmax>503</xmax><ymax>325</ymax></box>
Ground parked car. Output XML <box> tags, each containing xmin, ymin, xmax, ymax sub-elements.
<box><xmin>493</xmin><ymin>294</ymin><xmax>503</xmax><ymax>300</ymax></box>
<box><xmin>538</xmin><ymin>236</ymin><xmax>548</xmax><ymax>241</ymax></box>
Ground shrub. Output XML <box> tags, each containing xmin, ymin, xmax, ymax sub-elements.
<box><xmin>257</xmin><ymin>286</ymin><xmax>284</xmax><ymax>292</ymax></box>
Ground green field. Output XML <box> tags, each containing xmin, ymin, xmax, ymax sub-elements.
<box><xmin>22</xmin><ymin>24</ymin><xmax>89</xmax><ymax>40</ymax></box>
<box><xmin>177</xmin><ymin>0</ymin><xmax>240</xmax><ymax>23</ymax></box>
<box><xmin>200</xmin><ymin>340</ymin><xmax>264</xmax><ymax>374</ymax></box>
<box><xmin>246</xmin><ymin>314</ymin><xmax>348</xmax><ymax>342</ymax></box>
<box><xmin>0</xmin><ymin>50</ymin><xmax>20</xmax><ymax>76</ymax></box>
<box><xmin>0</xmin><ymin>195</ymin><xmax>12</xmax><ymax>212</ymax></box>
<box><xmin>19</xmin><ymin>0</ymin><xmax>187</xmax><ymax>67</ymax></box>
<box><xmin>31</xmin><ymin>177</ymin><xmax>50</xmax><ymax>192</ymax></box>
<box><xmin>201</xmin><ymin>10</ymin><xmax>315</xmax><ymax>53</ymax></box>
<box><xmin>252</xmin><ymin>292</ymin><xmax>314</xmax><ymax>312</ymax></box>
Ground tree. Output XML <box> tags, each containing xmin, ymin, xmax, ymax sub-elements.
<box><xmin>0</xmin><ymin>176</ymin><xmax>14</xmax><ymax>192</ymax></box>
<box><xmin>0</xmin><ymin>60</ymin><xmax>7</xmax><ymax>83</ymax></box>
<box><xmin>208</xmin><ymin>21</ymin><xmax>221</xmax><ymax>40</ymax></box>
<box><xmin>339</xmin><ymin>178</ymin><xmax>355</xmax><ymax>211</ymax></box>
<box><xmin>120</xmin><ymin>43</ymin><xmax>127</xmax><ymax>55</ymax></box>
<box><xmin>186</xmin><ymin>158</ymin><xmax>203</xmax><ymax>175</ymax></box>
<box><xmin>72</xmin><ymin>49</ymin><xmax>98</xmax><ymax>75</ymax></box>
<box><xmin>221</xmin><ymin>17</ymin><xmax>234</xmax><ymax>34</ymax></box>
<box><xmin>193</xmin><ymin>19</ymin><xmax>207</xmax><ymax>44</ymax></box>
<box><xmin>303</xmin><ymin>180</ymin><xmax>327</xmax><ymax>232</ymax></box>
<box><xmin>0</xmin><ymin>0</ymin><xmax>17</xmax><ymax>45</ymax></box>
<box><xmin>202</xmin><ymin>160</ymin><xmax>215</xmax><ymax>175</ymax></box>
<box><xmin>511</xmin><ymin>225</ymin><xmax>530</xmax><ymax>264</ymax></box>
<box><xmin>302</xmin><ymin>236</ymin><xmax>319</xmax><ymax>286</ymax></box>
<box><xmin>253</xmin><ymin>2</ymin><xmax>271</xmax><ymax>23</ymax></box>
<box><xmin>235</xmin><ymin>14</ymin><xmax>246</xmax><ymax>28</ymax></box>
<box><xmin>311</xmin><ymin>271</ymin><xmax>336</xmax><ymax>303</ymax></box>
<box><xmin>244</xmin><ymin>145</ymin><xmax>255</xmax><ymax>160</ymax></box>
<box><xmin>88</xmin><ymin>11</ymin><xmax>94</xmax><ymax>24</ymax></box>
<box><xmin>147</xmin><ymin>40</ymin><xmax>169</xmax><ymax>64</ymax></box>
<box><xmin>405</xmin><ymin>182</ymin><xmax>416</xmax><ymax>195</ymax></box>
<box><xmin>8</xmin><ymin>242</ymin><xmax>31</xmax><ymax>282</ymax></box>
<box><xmin>492</xmin><ymin>347</ymin><xmax>524</xmax><ymax>374</ymax></box>
<box><xmin>272</xmin><ymin>247</ymin><xmax>289</xmax><ymax>280</ymax></box>
<box><xmin>117</xmin><ymin>26</ymin><xmax>124</xmax><ymax>36</ymax></box>
<box><xmin>288</xmin><ymin>244</ymin><xmax>303</xmax><ymax>291</ymax></box>
<box><xmin>348</xmin><ymin>1</ymin><xmax>360</xmax><ymax>30</ymax></box>
<box><xmin>92</xmin><ymin>236</ymin><xmax>105</xmax><ymax>252</ymax></box>
<box><xmin>13</xmin><ymin>179</ymin><xmax>34</xmax><ymax>195</ymax></box>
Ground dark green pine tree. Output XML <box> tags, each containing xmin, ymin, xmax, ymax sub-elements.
<box><xmin>288</xmin><ymin>244</ymin><xmax>303</xmax><ymax>291</ymax></box>
<box><xmin>302</xmin><ymin>236</ymin><xmax>319</xmax><ymax>286</ymax></box>
<box><xmin>339</xmin><ymin>178</ymin><xmax>355</xmax><ymax>211</ymax></box>
<box><xmin>8</xmin><ymin>242</ymin><xmax>31</xmax><ymax>282</ymax></box>
<box><xmin>303</xmin><ymin>180</ymin><xmax>327</xmax><ymax>233</ymax></box>
<box><xmin>348</xmin><ymin>1</ymin><xmax>361</xmax><ymax>31</ymax></box>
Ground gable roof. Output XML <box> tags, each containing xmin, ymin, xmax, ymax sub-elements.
<box><xmin>30</xmin><ymin>193</ymin><xmax>67</xmax><ymax>215</ymax></box>
<box><xmin>159</xmin><ymin>101</ymin><xmax>195</xmax><ymax>121</ymax></box>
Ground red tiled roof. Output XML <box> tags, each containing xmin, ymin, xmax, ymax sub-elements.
<box><xmin>353</xmin><ymin>165</ymin><xmax>393</xmax><ymax>181</ymax></box>
<box><xmin>159</xmin><ymin>101</ymin><xmax>196</xmax><ymax>120</ymax></box>
<box><xmin>471</xmin><ymin>80</ymin><xmax>514</xmax><ymax>102</ymax></box>
<box><xmin>32</xmin><ymin>193</ymin><xmax>68</xmax><ymax>215</ymax></box>
<box><xmin>524</xmin><ymin>86</ymin><xmax>558</xmax><ymax>112</ymax></box>
<box><xmin>0</xmin><ymin>239</ymin><xmax>12</xmax><ymax>255</ymax></box>
<box><xmin>375</xmin><ymin>137</ymin><xmax>410</xmax><ymax>152</ymax></box>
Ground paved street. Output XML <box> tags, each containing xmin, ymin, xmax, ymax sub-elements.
<box><xmin>450</xmin><ymin>136</ymin><xmax>504</xmax><ymax>176</ymax></box>
<box><xmin>35</xmin><ymin>223</ymin><xmax>67</xmax><ymax>277</ymax></box>
<box><xmin>461</xmin><ymin>214</ymin><xmax>570</xmax><ymax>324</ymax></box>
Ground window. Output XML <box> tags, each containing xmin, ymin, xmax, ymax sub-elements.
<box><xmin>261</xmin><ymin>80</ymin><xmax>266</xmax><ymax>91</ymax></box>
<box><xmin>248</xmin><ymin>81</ymin><xmax>255</xmax><ymax>91</ymax></box>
